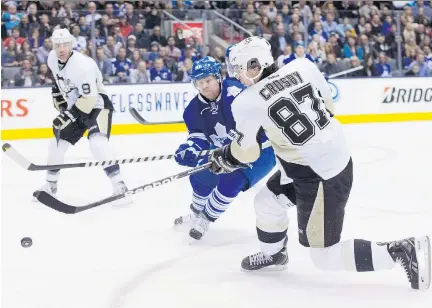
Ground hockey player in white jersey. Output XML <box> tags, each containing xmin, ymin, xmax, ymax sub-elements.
<box><xmin>208</xmin><ymin>36</ymin><xmax>431</xmax><ymax>290</ymax></box>
<box><xmin>34</xmin><ymin>28</ymin><xmax>128</xmax><ymax>199</ymax></box>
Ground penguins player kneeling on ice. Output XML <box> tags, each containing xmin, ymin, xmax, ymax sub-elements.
<box><xmin>33</xmin><ymin>28</ymin><xmax>128</xmax><ymax>200</ymax></box>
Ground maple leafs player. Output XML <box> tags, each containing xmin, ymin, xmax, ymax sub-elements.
<box><xmin>208</xmin><ymin>37</ymin><xmax>430</xmax><ymax>290</ymax></box>
<box><xmin>173</xmin><ymin>56</ymin><xmax>277</xmax><ymax>240</ymax></box>
<box><xmin>34</xmin><ymin>28</ymin><xmax>128</xmax><ymax>199</ymax></box>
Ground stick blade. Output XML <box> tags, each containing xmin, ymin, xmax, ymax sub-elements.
<box><xmin>129</xmin><ymin>107</ymin><xmax>148</xmax><ymax>124</ymax></box>
<box><xmin>33</xmin><ymin>191</ymin><xmax>78</xmax><ymax>214</ymax></box>
<box><xmin>2</xmin><ymin>143</ymin><xmax>34</xmax><ymax>170</ymax></box>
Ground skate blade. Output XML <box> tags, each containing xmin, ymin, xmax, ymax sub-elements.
<box><xmin>415</xmin><ymin>235</ymin><xmax>431</xmax><ymax>291</ymax></box>
<box><xmin>241</xmin><ymin>264</ymin><xmax>288</xmax><ymax>273</ymax></box>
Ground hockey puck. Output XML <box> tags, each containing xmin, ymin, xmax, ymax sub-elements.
<box><xmin>21</xmin><ymin>237</ymin><xmax>32</xmax><ymax>248</ymax></box>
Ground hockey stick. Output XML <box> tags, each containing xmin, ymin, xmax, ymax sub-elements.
<box><xmin>33</xmin><ymin>162</ymin><xmax>213</xmax><ymax>214</ymax></box>
<box><xmin>1</xmin><ymin>143</ymin><xmax>212</xmax><ymax>171</ymax></box>
<box><xmin>130</xmin><ymin>107</ymin><xmax>183</xmax><ymax>125</ymax></box>
<box><xmin>327</xmin><ymin>66</ymin><xmax>364</xmax><ymax>79</ymax></box>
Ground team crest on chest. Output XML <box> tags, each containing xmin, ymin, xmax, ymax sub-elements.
<box><xmin>56</xmin><ymin>75</ymin><xmax>74</xmax><ymax>97</ymax></box>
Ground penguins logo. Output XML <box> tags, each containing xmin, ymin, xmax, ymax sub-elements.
<box><xmin>56</xmin><ymin>75</ymin><xmax>73</xmax><ymax>97</ymax></box>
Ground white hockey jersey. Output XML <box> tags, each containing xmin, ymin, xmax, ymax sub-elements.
<box><xmin>47</xmin><ymin>50</ymin><xmax>108</xmax><ymax>111</ymax></box>
<box><xmin>230</xmin><ymin>58</ymin><xmax>351</xmax><ymax>180</ymax></box>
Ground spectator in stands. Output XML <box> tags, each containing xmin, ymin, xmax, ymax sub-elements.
<box><xmin>118</xmin><ymin>14</ymin><xmax>133</xmax><ymax>39</ymax></box>
<box><xmin>373</xmin><ymin>33</ymin><xmax>393</xmax><ymax>58</ymax></box>
<box><xmin>382</xmin><ymin>15</ymin><xmax>393</xmax><ymax>36</ymax></box>
<box><xmin>415</xmin><ymin>7</ymin><xmax>431</xmax><ymax>26</ymax></box>
<box><xmin>1</xmin><ymin>38</ymin><xmax>19</xmax><ymax>67</ymax></box>
<box><xmin>126</xmin><ymin>35</ymin><xmax>138</xmax><ymax>58</ymax></box>
<box><xmin>2</xmin><ymin>2</ymin><xmax>22</xmax><ymax>35</ymax></box>
<box><xmin>283</xmin><ymin>41</ymin><xmax>314</xmax><ymax>65</ymax></box>
<box><xmin>178</xmin><ymin>44</ymin><xmax>199</xmax><ymax>63</ymax></box>
<box><xmin>242</xmin><ymin>3</ymin><xmax>261</xmax><ymax>35</ymax></box>
<box><xmin>310</xmin><ymin>21</ymin><xmax>328</xmax><ymax>44</ymax></box>
<box><xmin>212</xmin><ymin>46</ymin><xmax>225</xmax><ymax>64</ymax></box>
<box><xmin>327</xmin><ymin>32</ymin><xmax>343</xmax><ymax>58</ymax></box>
<box><xmin>16</xmin><ymin>39</ymin><xmax>36</xmax><ymax>66</ymax></box>
<box><xmin>280</xmin><ymin>5</ymin><xmax>291</xmax><ymax>25</ymax></box>
<box><xmin>174</xmin><ymin>27</ymin><xmax>186</xmax><ymax>50</ymax></box>
<box><xmin>308</xmin><ymin>35</ymin><xmax>327</xmax><ymax>64</ymax></box>
<box><xmin>322</xmin><ymin>53</ymin><xmax>341</xmax><ymax>75</ymax></box>
<box><xmin>145</xmin><ymin>7</ymin><xmax>161</xmax><ymax>30</ymax></box>
<box><xmin>130</xmin><ymin>49</ymin><xmax>141</xmax><ymax>69</ymax></box>
<box><xmin>269</xmin><ymin>23</ymin><xmax>292</xmax><ymax>59</ymax></box>
<box><xmin>404</xmin><ymin>48</ymin><xmax>418</xmax><ymax>69</ymax></box>
<box><xmin>147</xmin><ymin>41</ymin><xmax>161</xmax><ymax>62</ymax></box>
<box><xmin>173</xmin><ymin>0</ymin><xmax>188</xmax><ymax>20</ymax></box>
<box><xmin>36</xmin><ymin>37</ymin><xmax>51</xmax><ymax>64</ymax></box>
<box><xmin>355</xmin><ymin>16</ymin><xmax>367</xmax><ymax>36</ymax></box>
<box><xmin>39</xmin><ymin>14</ymin><xmax>52</xmax><ymax>38</ymax></box>
<box><xmin>343</xmin><ymin>36</ymin><xmax>363</xmax><ymax>60</ymax></box>
<box><xmin>263</xmin><ymin>1</ymin><xmax>278</xmax><ymax>22</ymax></box>
<box><xmin>363</xmin><ymin>54</ymin><xmax>378</xmax><ymax>77</ymax></box>
<box><xmin>322</xmin><ymin>12</ymin><xmax>342</xmax><ymax>37</ymax></box>
<box><xmin>104</xmin><ymin>3</ymin><xmax>119</xmax><ymax>24</ymax></box>
<box><xmin>3</xmin><ymin>27</ymin><xmax>24</xmax><ymax>50</ymax></box>
<box><xmin>375</xmin><ymin>52</ymin><xmax>392</xmax><ymax>77</ymax></box>
<box><xmin>358</xmin><ymin>34</ymin><xmax>376</xmax><ymax>59</ymax></box>
<box><xmin>125</xmin><ymin>3</ymin><xmax>139</xmax><ymax>25</ymax></box>
<box><xmin>26</xmin><ymin>3</ymin><xmax>39</xmax><ymax>26</ymax></box>
<box><xmin>175</xmin><ymin>58</ymin><xmax>193</xmax><ymax>82</ymax></box>
<box><xmin>228</xmin><ymin>0</ymin><xmax>246</xmax><ymax>25</ymax></box>
<box><xmin>95</xmin><ymin>47</ymin><xmax>112</xmax><ymax>82</ymax></box>
<box><xmin>348</xmin><ymin>56</ymin><xmax>365</xmax><ymax>77</ymax></box>
<box><xmin>18</xmin><ymin>14</ymin><xmax>32</xmax><ymax>38</ymax></box>
<box><xmin>71</xmin><ymin>25</ymin><xmax>87</xmax><ymax>51</ymax></box>
<box><xmin>111</xmin><ymin>47</ymin><xmax>132</xmax><ymax>83</ymax></box>
<box><xmin>85</xmin><ymin>1</ymin><xmax>102</xmax><ymax>26</ymax></box>
<box><xmin>288</xmin><ymin>14</ymin><xmax>305</xmax><ymax>35</ymax></box>
<box><xmin>256</xmin><ymin>15</ymin><xmax>273</xmax><ymax>40</ymax></box>
<box><xmin>132</xmin><ymin>22</ymin><xmax>150</xmax><ymax>50</ymax></box>
<box><xmin>166</xmin><ymin>36</ymin><xmax>181</xmax><ymax>61</ymax></box>
<box><xmin>130</xmin><ymin>60</ymin><xmax>150</xmax><ymax>84</ymax></box>
<box><xmin>370</xmin><ymin>14</ymin><xmax>382</xmax><ymax>37</ymax></box>
<box><xmin>424</xmin><ymin>46</ymin><xmax>432</xmax><ymax>63</ymax></box>
<box><xmin>407</xmin><ymin>53</ymin><xmax>430</xmax><ymax>77</ymax></box>
<box><xmin>14</xmin><ymin>58</ymin><xmax>37</xmax><ymax>87</ymax></box>
<box><xmin>98</xmin><ymin>15</ymin><xmax>112</xmax><ymax>39</ymax></box>
<box><xmin>35</xmin><ymin>63</ymin><xmax>54</xmax><ymax>86</ymax></box>
<box><xmin>359</xmin><ymin>0</ymin><xmax>379</xmax><ymax>20</ymax></box>
<box><xmin>294</xmin><ymin>0</ymin><xmax>312</xmax><ymax>22</ymax></box>
<box><xmin>277</xmin><ymin>44</ymin><xmax>292</xmax><ymax>67</ymax></box>
<box><xmin>149</xmin><ymin>57</ymin><xmax>172</xmax><ymax>83</ymax></box>
<box><xmin>150</xmin><ymin>26</ymin><xmax>167</xmax><ymax>46</ymax></box>
<box><xmin>103</xmin><ymin>35</ymin><xmax>121</xmax><ymax>59</ymax></box>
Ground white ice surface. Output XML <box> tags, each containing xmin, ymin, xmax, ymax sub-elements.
<box><xmin>1</xmin><ymin>122</ymin><xmax>432</xmax><ymax>308</ymax></box>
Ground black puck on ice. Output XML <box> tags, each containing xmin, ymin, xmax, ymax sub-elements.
<box><xmin>21</xmin><ymin>237</ymin><xmax>32</xmax><ymax>248</ymax></box>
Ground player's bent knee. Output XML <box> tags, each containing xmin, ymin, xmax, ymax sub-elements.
<box><xmin>254</xmin><ymin>186</ymin><xmax>289</xmax><ymax>233</ymax></box>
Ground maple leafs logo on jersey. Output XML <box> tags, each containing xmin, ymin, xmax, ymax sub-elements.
<box><xmin>210</xmin><ymin>122</ymin><xmax>228</xmax><ymax>147</ymax></box>
<box><xmin>227</xmin><ymin>86</ymin><xmax>242</xmax><ymax>98</ymax></box>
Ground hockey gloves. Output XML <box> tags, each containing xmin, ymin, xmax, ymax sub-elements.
<box><xmin>52</xmin><ymin>85</ymin><xmax>67</xmax><ymax>111</ymax></box>
<box><xmin>209</xmin><ymin>144</ymin><xmax>248</xmax><ymax>175</ymax></box>
<box><xmin>174</xmin><ymin>142</ymin><xmax>203</xmax><ymax>167</ymax></box>
<box><xmin>52</xmin><ymin>105</ymin><xmax>87</xmax><ymax>131</ymax></box>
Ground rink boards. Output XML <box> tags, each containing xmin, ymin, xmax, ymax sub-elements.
<box><xmin>1</xmin><ymin>77</ymin><xmax>431</xmax><ymax>140</ymax></box>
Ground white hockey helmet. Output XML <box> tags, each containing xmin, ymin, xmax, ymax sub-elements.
<box><xmin>228</xmin><ymin>36</ymin><xmax>274</xmax><ymax>82</ymax></box>
<box><xmin>51</xmin><ymin>28</ymin><xmax>73</xmax><ymax>45</ymax></box>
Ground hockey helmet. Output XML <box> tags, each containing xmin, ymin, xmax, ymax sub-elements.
<box><xmin>229</xmin><ymin>36</ymin><xmax>273</xmax><ymax>81</ymax></box>
<box><xmin>51</xmin><ymin>28</ymin><xmax>73</xmax><ymax>45</ymax></box>
<box><xmin>190</xmin><ymin>56</ymin><xmax>221</xmax><ymax>82</ymax></box>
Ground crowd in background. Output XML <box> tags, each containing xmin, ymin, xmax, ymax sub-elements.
<box><xmin>1</xmin><ymin>0</ymin><xmax>431</xmax><ymax>88</ymax></box>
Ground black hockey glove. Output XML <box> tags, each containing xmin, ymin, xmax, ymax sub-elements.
<box><xmin>52</xmin><ymin>105</ymin><xmax>87</xmax><ymax>131</ymax></box>
<box><xmin>52</xmin><ymin>85</ymin><xmax>67</xmax><ymax>111</ymax></box>
<box><xmin>209</xmin><ymin>144</ymin><xmax>248</xmax><ymax>175</ymax></box>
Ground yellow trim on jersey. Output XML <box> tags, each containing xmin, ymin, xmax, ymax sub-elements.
<box><xmin>1</xmin><ymin>112</ymin><xmax>431</xmax><ymax>140</ymax></box>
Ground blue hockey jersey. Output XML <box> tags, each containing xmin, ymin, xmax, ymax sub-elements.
<box><xmin>183</xmin><ymin>77</ymin><xmax>252</xmax><ymax>150</ymax></box>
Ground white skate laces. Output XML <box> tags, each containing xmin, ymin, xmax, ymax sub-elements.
<box><xmin>249</xmin><ymin>252</ymin><xmax>273</xmax><ymax>266</ymax></box>
<box><xmin>194</xmin><ymin>215</ymin><xmax>210</xmax><ymax>234</ymax></box>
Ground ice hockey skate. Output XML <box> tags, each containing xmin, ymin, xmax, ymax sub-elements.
<box><xmin>189</xmin><ymin>212</ymin><xmax>211</xmax><ymax>240</ymax></box>
<box><xmin>110</xmin><ymin>181</ymin><xmax>132</xmax><ymax>206</ymax></box>
<box><xmin>173</xmin><ymin>208</ymin><xmax>200</xmax><ymax>230</ymax></box>
<box><xmin>241</xmin><ymin>237</ymin><xmax>289</xmax><ymax>272</ymax></box>
<box><xmin>384</xmin><ymin>236</ymin><xmax>431</xmax><ymax>290</ymax></box>
<box><xmin>32</xmin><ymin>181</ymin><xmax>57</xmax><ymax>202</ymax></box>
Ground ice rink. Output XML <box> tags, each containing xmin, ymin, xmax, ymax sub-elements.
<box><xmin>1</xmin><ymin>121</ymin><xmax>432</xmax><ymax>308</ymax></box>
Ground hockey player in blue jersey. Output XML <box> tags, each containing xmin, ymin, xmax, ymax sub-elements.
<box><xmin>173</xmin><ymin>56</ymin><xmax>276</xmax><ymax>240</ymax></box>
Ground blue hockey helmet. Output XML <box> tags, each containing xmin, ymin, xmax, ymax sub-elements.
<box><xmin>190</xmin><ymin>56</ymin><xmax>221</xmax><ymax>82</ymax></box>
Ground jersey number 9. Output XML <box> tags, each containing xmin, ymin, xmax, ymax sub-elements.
<box><xmin>268</xmin><ymin>84</ymin><xmax>330</xmax><ymax>146</ymax></box>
